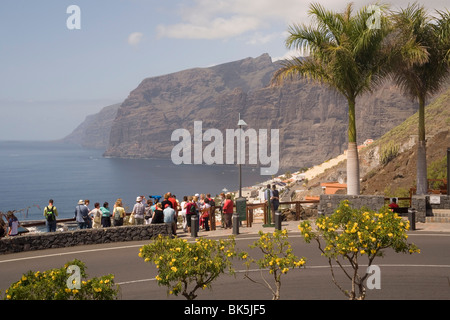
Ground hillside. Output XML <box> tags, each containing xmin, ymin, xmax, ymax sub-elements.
<box><xmin>101</xmin><ymin>53</ymin><xmax>420</xmax><ymax>170</ymax></box>
<box><xmin>62</xmin><ymin>103</ymin><xmax>120</xmax><ymax>149</ymax></box>
<box><xmin>293</xmin><ymin>84</ymin><xmax>450</xmax><ymax>199</ymax></box>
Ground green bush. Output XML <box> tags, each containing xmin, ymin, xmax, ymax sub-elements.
<box><xmin>298</xmin><ymin>200</ymin><xmax>419</xmax><ymax>300</ymax></box>
<box><xmin>2</xmin><ymin>259</ymin><xmax>120</xmax><ymax>300</ymax></box>
<box><xmin>139</xmin><ymin>235</ymin><xmax>237</xmax><ymax>300</ymax></box>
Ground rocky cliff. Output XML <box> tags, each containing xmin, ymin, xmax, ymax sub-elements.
<box><xmin>62</xmin><ymin>103</ymin><xmax>120</xmax><ymax>149</ymax></box>
<box><xmin>100</xmin><ymin>53</ymin><xmax>418</xmax><ymax>172</ymax></box>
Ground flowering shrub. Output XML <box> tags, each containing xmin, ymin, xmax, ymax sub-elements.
<box><xmin>139</xmin><ymin>235</ymin><xmax>237</xmax><ymax>300</ymax></box>
<box><xmin>2</xmin><ymin>259</ymin><xmax>119</xmax><ymax>300</ymax></box>
<box><xmin>298</xmin><ymin>200</ymin><xmax>420</xmax><ymax>300</ymax></box>
<box><xmin>240</xmin><ymin>229</ymin><xmax>306</xmax><ymax>300</ymax></box>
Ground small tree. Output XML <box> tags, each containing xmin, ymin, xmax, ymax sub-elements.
<box><xmin>240</xmin><ymin>229</ymin><xmax>306</xmax><ymax>300</ymax></box>
<box><xmin>2</xmin><ymin>259</ymin><xmax>119</xmax><ymax>300</ymax></box>
<box><xmin>139</xmin><ymin>235</ymin><xmax>237</xmax><ymax>300</ymax></box>
<box><xmin>298</xmin><ymin>200</ymin><xmax>420</xmax><ymax>300</ymax></box>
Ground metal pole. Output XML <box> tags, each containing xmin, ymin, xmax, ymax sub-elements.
<box><xmin>447</xmin><ymin>148</ymin><xmax>449</xmax><ymax>196</ymax></box>
<box><xmin>407</xmin><ymin>208</ymin><xmax>416</xmax><ymax>231</ymax></box>
<box><xmin>275</xmin><ymin>211</ymin><xmax>282</xmax><ymax>230</ymax></box>
<box><xmin>191</xmin><ymin>214</ymin><xmax>198</xmax><ymax>238</ymax></box>
<box><xmin>232</xmin><ymin>212</ymin><xmax>239</xmax><ymax>235</ymax></box>
<box><xmin>239</xmin><ymin>125</ymin><xmax>242</xmax><ymax>199</ymax></box>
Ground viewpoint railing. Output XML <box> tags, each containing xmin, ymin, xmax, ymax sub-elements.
<box><xmin>244</xmin><ymin>200</ymin><xmax>320</xmax><ymax>227</ymax></box>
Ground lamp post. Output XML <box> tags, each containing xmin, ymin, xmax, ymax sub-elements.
<box><xmin>234</xmin><ymin>114</ymin><xmax>247</xmax><ymax>235</ymax></box>
<box><xmin>447</xmin><ymin>148</ymin><xmax>449</xmax><ymax>196</ymax></box>
<box><xmin>237</xmin><ymin>113</ymin><xmax>247</xmax><ymax>198</ymax></box>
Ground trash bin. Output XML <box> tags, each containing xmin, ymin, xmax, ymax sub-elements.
<box><xmin>234</xmin><ymin>197</ymin><xmax>247</xmax><ymax>235</ymax></box>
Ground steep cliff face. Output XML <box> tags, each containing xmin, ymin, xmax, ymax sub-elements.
<box><xmin>62</xmin><ymin>103</ymin><xmax>120</xmax><ymax>149</ymax></box>
<box><xmin>102</xmin><ymin>53</ymin><xmax>418</xmax><ymax>170</ymax></box>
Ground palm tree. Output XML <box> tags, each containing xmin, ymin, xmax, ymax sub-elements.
<box><xmin>272</xmin><ymin>2</ymin><xmax>391</xmax><ymax>195</ymax></box>
<box><xmin>389</xmin><ymin>3</ymin><xmax>450</xmax><ymax>195</ymax></box>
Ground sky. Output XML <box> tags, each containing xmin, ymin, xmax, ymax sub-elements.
<box><xmin>0</xmin><ymin>0</ymin><xmax>448</xmax><ymax>141</ymax></box>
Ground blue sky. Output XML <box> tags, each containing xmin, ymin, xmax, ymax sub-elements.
<box><xmin>1</xmin><ymin>0</ymin><xmax>448</xmax><ymax>140</ymax></box>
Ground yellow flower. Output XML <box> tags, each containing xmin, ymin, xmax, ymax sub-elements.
<box><xmin>171</xmin><ymin>266</ymin><xmax>178</xmax><ymax>272</ymax></box>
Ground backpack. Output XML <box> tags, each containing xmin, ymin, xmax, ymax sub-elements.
<box><xmin>189</xmin><ymin>203</ymin><xmax>196</xmax><ymax>215</ymax></box>
<box><xmin>46</xmin><ymin>206</ymin><xmax>56</xmax><ymax>222</ymax></box>
<box><xmin>114</xmin><ymin>207</ymin><xmax>123</xmax><ymax>220</ymax></box>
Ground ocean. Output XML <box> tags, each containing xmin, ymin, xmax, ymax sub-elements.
<box><xmin>0</xmin><ymin>141</ymin><xmax>269</xmax><ymax>223</ymax></box>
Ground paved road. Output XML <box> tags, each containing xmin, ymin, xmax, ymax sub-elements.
<box><xmin>1</xmin><ymin>224</ymin><xmax>449</xmax><ymax>302</ymax></box>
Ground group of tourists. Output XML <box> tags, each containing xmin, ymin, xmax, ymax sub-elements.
<box><xmin>41</xmin><ymin>191</ymin><xmax>237</xmax><ymax>234</ymax></box>
<box><xmin>1</xmin><ymin>185</ymin><xmax>281</xmax><ymax>237</ymax></box>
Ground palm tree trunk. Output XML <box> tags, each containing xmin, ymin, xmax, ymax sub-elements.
<box><xmin>416</xmin><ymin>95</ymin><xmax>427</xmax><ymax>195</ymax></box>
<box><xmin>347</xmin><ymin>97</ymin><xmax>360</xmax><ymax>195</ymax></box>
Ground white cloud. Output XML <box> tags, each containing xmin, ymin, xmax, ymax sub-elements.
<box><xmin>128</xmin><ymin>32</ymin><xmax>144</xmax><ymax>46</ymax></box>
<box><xmin>156</xmin><ymin>0</ymin><xmax>311</xmax><ymax>40</ymax></box>
<box><xmin>246</xmin><ymin>32</ymin><xmax>281</xmax><ymax>45</ymax></box>
<box><xmin>156</xmin><ymin>0</ymin><xmax>450</xmax><ymax>41</ymax></box>
<box><xmin>157</xmin><ymin>15</ymin><xmax>261</xmax><ymax>40</ymax></box>
<box><xmin>272</xmin><ymin>48</ymin><xmax>309</xmax><ymax>62</ymax></box>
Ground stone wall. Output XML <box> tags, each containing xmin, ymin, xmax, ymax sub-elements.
<box><xmin>319</xmin><ymin>194</ymin><xmax>385</xmax><ymax>215</ymax></box>
<box><xmin>412</xmin><ymin>195</ymin><xmax>450</xmax><ymax>223</ymax></box>
<box><xmin>0</xmin><ymin>224</ymin><xmax>172</xmax><ymax>255</ymax></box>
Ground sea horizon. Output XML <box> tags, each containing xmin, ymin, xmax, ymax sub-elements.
<box><xmin>0</xmin><ymin>140</ymin><xmax>275</xmax><ymax>223</ymax></box>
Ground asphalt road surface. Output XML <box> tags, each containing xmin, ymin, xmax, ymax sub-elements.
<box><xmin>1</xmin><ymin>230</ymin><xmax>449</xmax><ymax>303</ymax></box>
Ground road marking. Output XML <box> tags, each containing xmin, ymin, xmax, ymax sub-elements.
<box><xmin>116</xmin><ymin>264</ymin><xmax>450</xmax><ymax>286</ymax></box>
<box><xmin>0</xmin><ymin>232</ymin><xmax>448</xmax><ymax>264</ymax></box>
<box><xmin>0</xmin><ymin>244</ymin><xmax>143</xmax><ymax>264</ymax></box>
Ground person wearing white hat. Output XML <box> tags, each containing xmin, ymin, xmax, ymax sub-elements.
<box><xmin>74</xmin><ymin>200</ymin><xmax>89</xmax><ymax>229</ymax></box>
<box><xmin>132</xmin><ymin>196</ymin><xmax>145</xmax><ymax>225</ymax></box>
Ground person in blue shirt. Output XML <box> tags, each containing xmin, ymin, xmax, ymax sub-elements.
<box><xmin>74</xmin><ymin>200</ymin><xmax>89</xmax><ymax>229</ymax></box>
<box><xmin>163</xmin><ymin>203</ymin><xmax>177</xmax><ymax>236</ymax></box>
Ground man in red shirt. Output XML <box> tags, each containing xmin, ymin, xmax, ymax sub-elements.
<box><xmin>389</xmin><ymin>198</ymin><xmax>399</xmax><ymax>209</ymax></box>
<box><xmin>222</xmin><ymin>194</ymin><xmax>234</xmax><ymax>229</ymax></box>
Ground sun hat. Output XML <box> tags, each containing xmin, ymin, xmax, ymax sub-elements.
<box><xmin>78</xmin><ymin>200</ymin><xmax>85</xmax><ymax>205</ymax></box>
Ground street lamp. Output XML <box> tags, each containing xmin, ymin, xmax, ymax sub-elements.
<box><xmin>234</xmin><ymin>113</ymin><xmax>247</xmax><ymax>235</ymax></box>
<box><xmin>237</xmin><ymin>113</ymin><xmax>247</xmax><ymax>198</ymax></box>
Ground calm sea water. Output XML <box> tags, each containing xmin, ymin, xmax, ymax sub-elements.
<box><xmin>0</xmin><ymin>141</ymin><xmax>268</xmax><ymax>222</ymax></box>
